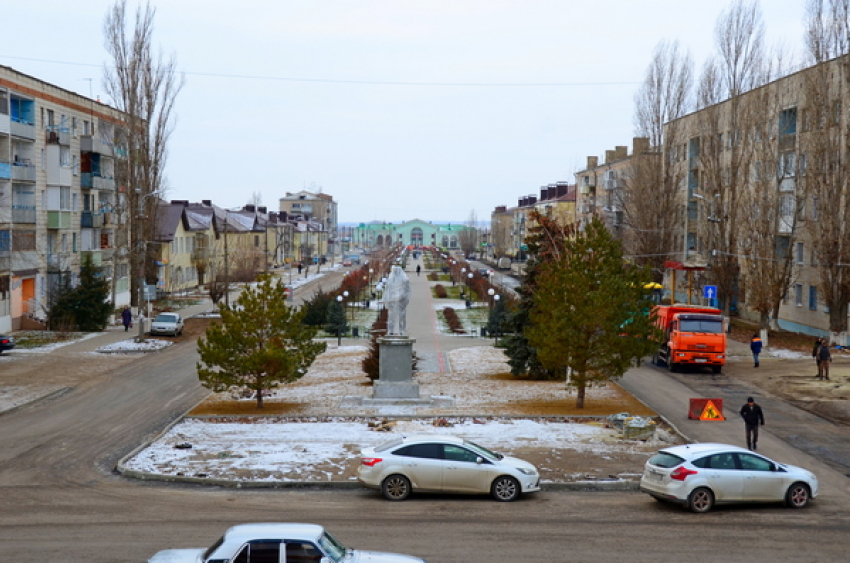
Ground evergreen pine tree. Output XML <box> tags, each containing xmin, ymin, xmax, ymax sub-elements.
<box><xmin>47</xmin><ymin>254</ymin><xmax>111</xmax><ymax>331</ymax></box>
<box><xmin>197</xmin><ymin>274</ymin><xmax>327</xmax><ymax>408</ymax></box>
<box><xmin>526</xmin><ymin>218</ymin><xmax>660</xmax><ymax>408</ymax></box>
<box><xmin>325</xmin><ymin>299</ymin><xmax>349</xmax><ymax>344</ymax></box>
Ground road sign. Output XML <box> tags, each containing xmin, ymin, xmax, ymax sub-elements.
<box><xmin>703</xmin><ymin>285</ymin><xmax>717</xmax><ymax>299</ymax></box>
<box><xmin>699</xmin><ymin>399</ymin><xmax>725</xmax><ymax>421</ymax></box>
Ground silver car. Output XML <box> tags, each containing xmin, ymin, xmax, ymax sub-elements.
<box><xmin>148</xmin><ymin>522</ymin><xmax>427</xmax><ymax>562</ymax></box>
<box><xmin>149</xmin><ymin>312</ymin><xmax>184</xmax><ymax>336</ymax></box>
<box><xmin>357</xmin><ymin>434</ymin><xmax>541</xmax><ymax>502</ymax></box>
<box><xmin>640</xmin><ymin>443</ymin><xmax>818</xmax><ymax>513</ymax></box>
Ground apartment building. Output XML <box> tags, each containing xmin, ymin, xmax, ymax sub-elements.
<box><xmin>0</xmin><ymin>65</ymin><xmax>129</xmax><ymax>331</ymax></box>
<box><xmin>279</xmin><ymin>191</ymin><xmax>337</xmax><ymax>260</ymax></box>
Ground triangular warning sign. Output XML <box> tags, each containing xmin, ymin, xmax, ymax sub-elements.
<box><xmin>699</xmin><ymin>400</ymin><xmax>725</xmax><ymax>421</ymax></box>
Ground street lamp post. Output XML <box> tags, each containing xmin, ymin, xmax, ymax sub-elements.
<box><xmin>488</xmin><ymin>287</ymin><xmax>496</xmax><ymax>309</ymax></box>
<box><xmin>343</xmin><ymin>290</ymin><xmax>351</xmax><ymax>321</ymax></box>
<box><xmin>336</xmin><ymin>295</ymin><xmax>344</xmax><ymax>346</ymax></box>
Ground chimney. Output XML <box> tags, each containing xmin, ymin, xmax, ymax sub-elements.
<box><xmin>633</xmin><ymin>136</ymin><xmax>650</xmax><ymax>154</ymax></box>
<box><xmin>170</xmin><ymin>199</ymin><xmax>189</xmax><ymax>206</ymax></box>
<box><xmin>615</xmin><ymin>145</ymin><xmax>628</xmax><ymax>160</ymax></box>
<box><xmin>495</xmin><ymin>205</ymin><xmax>507</xmax><ymax>213</ymax></box>
<box><xmin>528</xmin><ymin>195</ymin><xmax>537</xmax><ymax>205</ymax></box>
<box><xmin>245</xmin><ymin>204</ymin><xmax>256</xmax><ymax>212</ymax></box>
<box><xmin>258</xmin><ymin>206</ymin><xmax>267</xmax><ymax>214</ymax></box>
<box><xmin>587</xmin><ymin>156</ymin><xmax>598</xmax><ymax>169</ymax></box>
<box><xmin>605</xmin><ymin>150</ymin><xmax>616</xmax><ymax>164</ymax></box>
<box><xmin>557</xmin><ymin>182</ymin><xmax>568</xmax><ymax>197</ymax></box>
<box><xmin>519</xmin><ymin>198</ymin><xmax>525</xmax><ymax>207</ymax></box>
<box><xmin>540</xmin><ymin>186</ymin><xmax>548</xmax><ymax>201</ymax></box>
<box><xmin>202</xmin><ymin>199</ymin><xmax>212</xmax><ymax>207</ymax></box>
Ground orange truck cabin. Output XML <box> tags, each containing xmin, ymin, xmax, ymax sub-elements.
<box><xmin>652</xmin><ymin>304</ymin><xmax>726</xmax><ymax>374</ymax></box>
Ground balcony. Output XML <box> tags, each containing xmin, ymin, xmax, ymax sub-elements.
<box><xmin>81</xmin><ymin>250</ymin><xmax>103</xmax><ymax>267</ymax></box>
<box><xmin>80</xmin><ymin>173</ymin><xmax>115</xmax><ymax>191</ymax></box>
<box><xmin>11</xmin><ymin>117</ymin><xmax>35</xmax><ymax>140</ymax></box>
<box><xmin>80</xmin><ymin>135</ymin><xmax>114</xmax><ymax>157</ymax></box>
<box><xmin>101</xmin><ymin>248</ymin><xmax>115</xmax><ymax>261</ymax></box>
<box><xmin>47</xmin><ymin>211</ymin><xmax>72</xmax><ymax>229</ymax></box>
<box><xmin>81</xmin><ymin>211</ymin><xmax>105</xmax><ymax>229</ymax></box>
<box><xmin>45</xmin><ymin>126</ymin><xmax>71</xmax><ymax>146</ymax></box>
<box><xmin>47</xmin><ymin>252</ymin><xmax>71</xmax><ymax>271</ymax></box>
<box><xmin>11</xmin><ymin>162</ymin><xmax>36</xmax><ymax>182</ymax></box>
<box><xmin>0</xmin><ymin>113</ymin><xmax>9</xmax><ymax>135</ymax></box>
<box><xmin>11</xmin><ymin>205</ymin><xmax>36</xmax><ymax>224</ymax></box>
<box><xmin>0</xmin><ymin>160</ymin><xmax>9</xmax><ymax>180</ymax></box>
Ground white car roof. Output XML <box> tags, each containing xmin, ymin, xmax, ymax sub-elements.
<box><xmin>223</xmin><ymin>523</ymin><xmax>325</xmax><ymax>544</ymax></box>
<box><xmin>660</xmin><ymin>443</ymin><xmax>751</xmax><ymax>459</ymax></box>
<box><xmin>400</xmin><ymin>434</ymin><xmax>466</xmax><ymax>445</ymax></box>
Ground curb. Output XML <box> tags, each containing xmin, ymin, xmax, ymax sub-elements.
<box><xmin>0</xmin><ymin>387</ymin><xmax>70</xmax><ymax>418</ymax></box>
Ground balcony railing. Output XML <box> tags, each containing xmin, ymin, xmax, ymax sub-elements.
<box><xmin>45</xmin><ymin>126</ymin><xmax>71</xmax><ymax>145</ymax></box>
<box><xmin>11</xmin><ymin>162</ymin><xmax>36</xmax><ymax>182</ymax></box>
<box><xmin>0</xmin><ymin>161</ymin><xmax>9</xmax><ymax>180</ymax></box>
<box><xmin>11</xmin><ymin>117</ymin><xmax>35</xmax><ymax>140</ymax></box>
<box><xmin>11</xmin><ymin>205</ymin><xmax>36</xmax><ymax>223</ymax></box>
<box><xmin>81</xmin><ymin>173</ymin><xmax>116</xmax><ymax>191</ymax></box>
<box><xmin>80</xmin><ymin>135</ymin><xmax>114</xmax><ymax>157</ymax></box>
<box><xmin>81</xmin><ymin>211</ymin><xmax>105</xmax><ymax>229</ymax></box>
<box><xmin>48</xmin><ymin>211</ymin><xmax>72</xmax><ymax>229</ymax></box>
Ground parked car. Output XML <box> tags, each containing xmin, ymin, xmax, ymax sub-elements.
<box><xmin>149</xmin><ymin>312</ymin><xmax>184</xmax><ymax>336</ymax></box>
<box><xmin>342</xmin><ymin>258</ymin><xmax>352</xmax><ymax>267</ymax></box>
<box><xmin>640</xmin><ymin>443</ymin><xmax>818</xmax><ymax>513</ymax></box>
<box><xmin>357</xmin><ymin>434</ymin><xmax>540</xmax><ymax>502</ymax></box>
<box><xmin>147</xmin><ymin>522</ymin><xmax>427</xmax><ymax>563</ymax></box>
<box><xmin>0</xmin><ymin>334</ymin><xmax>15</xmax><ymax>354</ymax></box>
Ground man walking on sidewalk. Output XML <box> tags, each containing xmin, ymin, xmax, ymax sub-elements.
<box><xmin>740</xmin><ymin>397</ymin><xmax>765</xmax><ymax>451</ymax></box>
<box><xmin>817</xmin><ymin>341</ymin><xmax>832</xmax><ymax>380</ymax></box>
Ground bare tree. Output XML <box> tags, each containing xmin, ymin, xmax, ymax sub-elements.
<box><xmin>695</xmin><ymin>0</ymin><xmax>765</xmax><ymax>316</ymax></box>
<box><xmin>621</xmin><ymin>40</ymin><xmax>693</xmax><ymax>281</ymax></box>
<box><xmin>738</xmin><ymin>55</ymin><xmax>802</xmax><ymax>333</ymax></box>
<box><xmin>801</xmin><ymin>0</ymin><xmax>850</xmax><ymax>343</ymax></box>
<box><xmin>459</xmin><ymin>209</ymin><xmax>479</xmax><ymax>257</ymax></box>
<box><xmin>103</xmin><ymin>0</ymin><xmax>184</xmax><ymax>308</ymax></box>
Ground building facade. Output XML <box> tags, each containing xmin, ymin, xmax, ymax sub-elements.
<box><xmin>0</xmin><ymin>65</ymin><xmax>130</xmax><ymax>331</ymax></box>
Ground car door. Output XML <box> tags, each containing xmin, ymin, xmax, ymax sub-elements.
<box><xmin>231</xmin><ymin>540</ymin><xmax>282</xmax><ymax>563</ymax></box>
<box><xmin>441</xmin><ymin>444</ymin><xmax>493</xmax><ymax>493</ymax></box>
<box><xmin>736</xmin><ymin>453</ymin><xmax>788</xmax><ymax>501</ymax></box>
<box><xmin>696</xmin><ymin>453</ymin><xmax>744</xmax><ymax>501</ymax></box>
<box><xmin>396</xmin><ymin>443</ymin><xmax>444</xmax><ymax>491</ymax></box>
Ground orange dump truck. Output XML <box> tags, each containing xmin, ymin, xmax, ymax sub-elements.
<box><xmin>653</xmin><ymin>304</ymin><xmax>726</xmax><ymax>373</ymax></box>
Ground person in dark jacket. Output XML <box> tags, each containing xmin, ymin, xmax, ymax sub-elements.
<box><xmin>121</xmin><ymin>306</ymin><xmax>133</xmax><ymax>332</ymax></box>
<box><xmin>740</xmin><ymin>397</ymin><xmax>765</xmax><ymax>451</ymax></box>
<box><xmin>750</xmin><ymin>334</ymin><xmax>763</xmax><ymax>367</ymax></box>
<box><xmin>817</xmin><ymin>341</ymin><xmax>832</xmax><ymax>380</ymax></box>
<box><xmin>813</xmin><ymin>337</ymin><xmax>823</xmax><ymax>377</ymax></box>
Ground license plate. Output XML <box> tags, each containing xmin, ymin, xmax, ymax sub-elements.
<box><xmin>694</xmin><ymin>358</ymin><xmax>707</xmax><ymax>363</ymax></box>
<box><xmin>648</xmin><ymin>471</ymin><xmax>663</xmax><ymax>482</ymax></box>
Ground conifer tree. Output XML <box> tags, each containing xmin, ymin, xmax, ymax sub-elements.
<box><xmin>325</xmin><ymin>299</ymin><xmax>349</xmax><ymax>345</ymax></box>
<box><xmin>527</xmin><ymin>219</ymin><xmax>660</xmax><ymax>408</ymax></box>
<box><xmin>47</xmin><ymin>254</ymin><xmax>112</xmax><ymax>331</ymax></box>
<box><xmin>197</xmin><ymin>274</ymin><xmax>326</xmax><ymax>408</ymax></box>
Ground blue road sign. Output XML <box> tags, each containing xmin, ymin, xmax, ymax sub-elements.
<box><xmin>704</xmin><ymin>285</ymin><xmax>717</xmax><ymax>300</ymax></box>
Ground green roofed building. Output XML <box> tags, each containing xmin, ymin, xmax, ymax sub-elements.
<box><xmin>351</xmin><ymin>219</ymin><xmax>476</xmax><ymax>253</ymax></box>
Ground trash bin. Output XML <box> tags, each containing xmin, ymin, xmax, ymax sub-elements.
<box><xmin>480</xmin><ymin>327</ymin><xmax>487</xmax><ymax>337</ymax></box>
<box><xmin>352</xmin><ymin>327</ymin><xmax>359</xmax><ymax>338</ymax></box>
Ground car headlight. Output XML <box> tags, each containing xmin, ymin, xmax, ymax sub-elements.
<box><xmin>517</xmin><ymin>468</ymin><xmax>537</xmax><ymax>476</ymax></box>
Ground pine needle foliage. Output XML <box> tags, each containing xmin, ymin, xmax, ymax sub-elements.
<box><xmin>47</xmin><ymin>253</ymin><xmax>112</xmax><ymax>331</ymax></box>
<box><xmin>527</xmin><ymin>218</ymin><xmax>660</xmax><ymax>408</ymax></box>
<box><xmin>196</xmin><ymin>274</ymin><xmax>327</xmax><ymax>408</ymax></box>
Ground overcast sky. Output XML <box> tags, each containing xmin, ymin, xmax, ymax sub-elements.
<box><xmin>2</xmin><ymin>1</ymin><xmax>807</xmax><ymax>224</ymax></box>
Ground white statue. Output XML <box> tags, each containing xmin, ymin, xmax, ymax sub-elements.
<box><xmin>384</xmin><ymin>265</ymin><xmax>410</xmax><ymax>336</ymax></box>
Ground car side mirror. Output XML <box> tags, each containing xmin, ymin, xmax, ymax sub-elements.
<box><xmin>321</xmin><ymin>558</ymin><xmax>331</xmax><ymax>563</ymax></box>
<box><xmin>476</xmin><ymin>457</ymin><xmax>484</xmax><ymax>464</ymax></box>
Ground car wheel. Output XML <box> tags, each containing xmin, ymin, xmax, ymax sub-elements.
<box><xmin>688</xmin><ymin>487</ymin><xmax>714</xmax><ymax>513</ymax></box>
<box><xmin>491</xmin><ymin>476</ymin><xmax>520</xmax><ymax>502</ymax></box>
<box><xmin>381</xmin><ymin>474</ymin><xmax>411</xmax><ymax>501</ymax></box>
<box><xmin>786</xmin><ymin>483</ymin><xmax>811</xmax><ymax>509</ymax></box>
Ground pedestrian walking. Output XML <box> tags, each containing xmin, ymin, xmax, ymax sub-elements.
<box><xmin>740</xmin><ymin>396</ymin><xmax>765</xmax><ymax>451</ymax></box>
<box><xmin>121</xmin><ymin>305</ymin><xmax>132</xmax><ymax>332</ymax></box>
<box><xmin>750</xmin><ymin>333</ymin><xmax>763</xmax><ymax>368</ymax></box>
<box><xmin>812</xmin><ymin>337</ymin><xmax>823</xmax><ymax>377</ymax></box>
<box><xmin>817</xmin><ymin>340</ymin><xmax>832</xmax><ymax>380</ymax></box>
<box><xmin>416</xmin><ymin>264</ymin><xmax>421</xmax><ymax>276</ymax></box>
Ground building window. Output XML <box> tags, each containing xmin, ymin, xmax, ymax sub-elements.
<box><xmin>809</xmin><ymin>286</ymin><xmax>818</xmax><ymax>310</ymax></box>
<box><xmin>795</xmin><ymin>242</ymin><xmax>804</xmax><ymax>264</ymax></box>
<box><xmin>795</xmin><ymin>283</ymin><xmax>803</xmax><ymax>307</ymax></box>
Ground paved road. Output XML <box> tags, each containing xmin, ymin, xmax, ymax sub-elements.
<box><xmin>1</xmin><ymin>266</ymin><xmax>849</xmax><ymax>561</ymax></box>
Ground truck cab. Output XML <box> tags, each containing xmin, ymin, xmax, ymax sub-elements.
<box><xmin>654</xmin><ymin>305</ymin><xmax>726</xmax><ymax>373</ymax></box>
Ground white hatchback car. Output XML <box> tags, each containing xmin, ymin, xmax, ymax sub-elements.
<box><xmin>149</xmin><ymin>312</ymin><xmax>184</xmax><ymax>336</ymax></box>
<box><xmin>357</xmin><ymin>435</ymin><xmax>540</xmax><ymax>502</ymax></box>
<box><xmin>640</xmin><ymin>443</ymin><xmax>818</xmax><ymax>513</ymax></box>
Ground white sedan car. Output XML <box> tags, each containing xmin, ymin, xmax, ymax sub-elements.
<box><xmin>148</xmin><ymin>522</ymin><xmax>427</xmax><ymax>562</ymax></box>
<box><xmin>149</xmin><ymin>312</ymin><xmax>184</xmax><ymax>336</ymax></box>
<box><xmin>640</xmin><ymin>443</ymin><xmax>818</xmax><ymax>513</ymax></box>
<box><xmin>357</xmin><ymin>435</ymin><xmax>540</xmax><ymax>502</ymax></box>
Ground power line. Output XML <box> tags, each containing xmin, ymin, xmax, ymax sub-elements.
<box><xmin>0</xmin><ymin>54</ymin><xmax>640</xmax><ymax>87</ymax></box>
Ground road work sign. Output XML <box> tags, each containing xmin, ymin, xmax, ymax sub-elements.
<box><xmin>688</xmin><ymin>398</ymin><xmax>725</xmax><ymax>420</ymax></box>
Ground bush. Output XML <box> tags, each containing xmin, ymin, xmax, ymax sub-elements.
<box><xmin>362</xmin><ymin>309</ymin><xmax>388</xmax><ymax>381</ymax></box>
<box><xmin>434</xmin><ymin>284</ymin><xmax>448</xmax><ymax>298</ymax></box>
<box><xmin>428</xmin><ymin>272</ymin><xmax>438</xmax><ymax>281</ymax></box>
<box><xmin>443</xmin><ymin>307</ymin><xmax>466</xmax><ymax>333</ymax></box>
<box><xmin>302</xmin><ymin>288</ymin><xmax>334</xmax><ymax>326</ymax></box>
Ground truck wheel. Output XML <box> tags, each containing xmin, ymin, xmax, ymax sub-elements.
<box><xmin>668</xmin><ymin>359</ymin><xmax>678</xmax><ymax>373</ymax></box>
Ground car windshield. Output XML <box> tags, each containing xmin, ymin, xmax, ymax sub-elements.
<box><xmin>318</xmin><ymin>531</ymin><xmax>348</xmax><ymax>562</ymax></box>
<box><xmin>464</xmin><ymin>440</ymin><xmax>502</xmax><ymax>460</ymax></box>
<box><xmin>154</xmin><ymin>314</ymin><xmax>177</xmax><ymax>323</ymax></box>
<box><xmin>375</xmin><ymin>438</ymin><xmax>404</xmax><ymax>452</ymax></box>
<box><xmin>679</xmin><ymin>319</ymin><xmax>722</xmax><ymax>333</ymax></box>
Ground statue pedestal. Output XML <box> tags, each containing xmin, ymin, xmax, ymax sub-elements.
<box><xmin>374</xmin><ymin>336</ymin><xmax>418</xmax><ymax>399</ymax></box>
